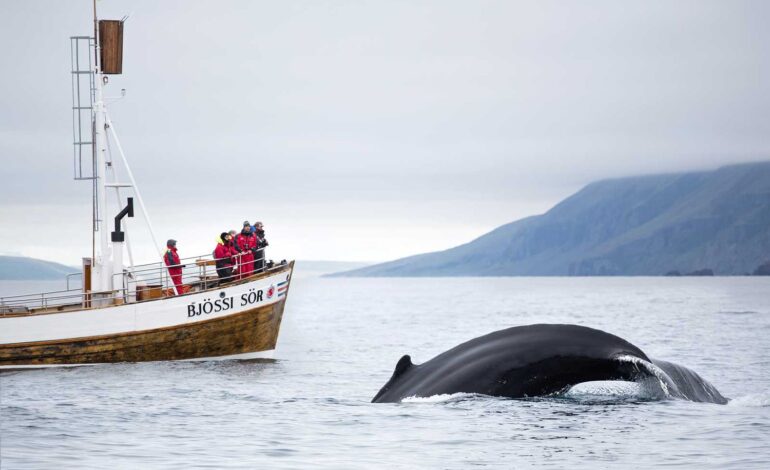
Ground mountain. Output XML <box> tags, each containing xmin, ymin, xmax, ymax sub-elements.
<box><xmin>0</xmin><ymin>256</ymin><xmax>79</xmax><ymax>280</ymax></box>
<box><xmin>333</xmin><ymin>162</ymin><xmax>770</xmax><ymax>277</ymax></box>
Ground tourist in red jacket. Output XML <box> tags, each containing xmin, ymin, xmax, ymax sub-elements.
<box><xmin>234</xmin><ymin>221</ymin><xmax>257</xmax><ymax>279</ymax></box>
<box><xmin>214</xmin><ymin>232</ymin><xmax>236</xmax><ymax>282</ymax></box>
<box><xmin>164</xmin><ymin>239</ymin><xmax>183</xmax><ymax>294</ymax></box>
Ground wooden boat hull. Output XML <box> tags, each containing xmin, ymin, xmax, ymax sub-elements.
<box><xmin>0</xmin><ymin>299</ymin><xmax>285</xmax><ymax>368</ymax></box>
<box><xmin>0</xmin><ymin>262</ymin><xmax>293</xmax><ymax>369</ymax></box>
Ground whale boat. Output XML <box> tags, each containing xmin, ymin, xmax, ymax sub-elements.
<box><xmin>0</xmin><ymin>4</ymin><xmax>294</xmax><ymax>369</ymax></box>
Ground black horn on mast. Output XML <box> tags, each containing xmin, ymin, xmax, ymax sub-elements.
<box><xmin>111</xmin><ymin>197</ymin><xmax>134</xmax><ymax>242</ymax></box>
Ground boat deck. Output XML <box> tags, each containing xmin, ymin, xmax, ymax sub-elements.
<box><xmin>0</xmin><ymin>255</ymin><xmax>292</xmax><ymax>317</ymax></box>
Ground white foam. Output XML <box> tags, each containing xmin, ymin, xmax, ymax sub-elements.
<box><xmin>401</xmin><ymin>393</ymin><xmax>474</xmax><ymax>403</ymax></box>
<box><xmin>565</xmin><ymin>378</ymin><xmax>669</xmax><ymax>401</ymax></box>
<box><xmin>727</xmin><ymin>393</ymin><xmax>770</xmax><ymax>408</ymax></box>
<box><xmin>566</xmin><ymin>380</ymin><xmax>643</xmax><ymax>397</ymax></box>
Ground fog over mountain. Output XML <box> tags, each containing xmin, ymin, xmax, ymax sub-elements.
<box><xmin>333</xmin><ymin>162</ymin><xmax>770</xmax><ymax>276</ymax></box>
<box><xmin>1</xmin><ymin>1</ymin><xmax>769</xmax><ymax>265</ymax></box>
<box><xmin>0</xmin><ymin>256</ymin><xmax>77</xmax><ymax>281</ymax></box>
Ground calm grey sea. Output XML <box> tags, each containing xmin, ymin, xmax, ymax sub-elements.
<box><xmin>1</xmin><ymin>276</ymin><xmax>769</xmax><ymax>469</ymax></box>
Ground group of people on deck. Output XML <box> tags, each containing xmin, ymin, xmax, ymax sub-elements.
<box><xmin>163</xmin><ymin>221</ymin><xmax>269</xmax><ymax>294</ymax></box>
<box><xmin>214</xmin><ymin>221</ymin><xmax>269</xmax><ymax>282</ymax></box>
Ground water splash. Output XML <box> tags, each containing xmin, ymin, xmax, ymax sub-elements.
<box><xmin>727</xmin><ymin>393</ymin><xmax>770</xmax><ymax>408</ymax></box>
<box><xmin>614</xmin><ymin>354</ymin><xmax>679</xmax><ymax>399</ymax></box>
<box><xmin>565</xmin><ymin>379</ymin><xmax>667</xmax><ymax>402</ymax></box>
<box><xmin>401</xmin><ymin>393</ymin><xmax>475</xmax><ymax>404</ymax></box>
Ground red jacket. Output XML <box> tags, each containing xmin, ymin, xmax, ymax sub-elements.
<box><xmin>235</xmin><ymin>232</ymin><xmax>256</xmax><ymax>252</ymax></box>
<box><xmin>164</xmin><ymin>247</ymin><xmax>182</xmax><ymax>274</ymax></box>
<box><xmin>214</xmin><ymin>242</ymin><xmax>234</xmax><ymax>267</ymax></box>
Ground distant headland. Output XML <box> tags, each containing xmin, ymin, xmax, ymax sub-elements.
<box><xmin>331</xmin><ymin>162</ymin><xmax>770</xmax><ymax>277</ymax></box>
<box><xmin>0</xmin><ymin>256</ymin><xmax>78</xmax><ymax>280</ymax></box>
<box><xmin>0</xmin><ymin>256</ymin><xmax>369</xmax><ymax>281</ymax></box>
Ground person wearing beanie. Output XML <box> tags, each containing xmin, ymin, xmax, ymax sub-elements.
<box><xmin>253</xmin><ymin>221</ymin><xmax>268</xmax><ymax>273</ymax></box>
<box><xmin>234</xmin><ymin>221</ymin><xmax>257</xmax><ymax>279</ymax></box>
<box><xmin>214</xmin><ymin>232</ymin><xmax>236</xmax><ymax>282</ymax></box>
<box><xmin>164</xmin><ymin>239</ymin><xmax>184</xmax><ymax>294</ymax></box>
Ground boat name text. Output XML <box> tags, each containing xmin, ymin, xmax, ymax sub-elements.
<box><xmin>187</xmin><ymin>289</ymin><xmax>264</xmax><ymax>318</ymax></box>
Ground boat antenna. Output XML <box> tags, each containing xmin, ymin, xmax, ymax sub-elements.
<box><xmin>93</xmin><ymin>0</ymin><xmax>98</xmax><ymax>64</ymax></box>
<box><xmin>92</xmin><ymin>0</ymin><xmax>98</xmax><ymax>263</ymax></box>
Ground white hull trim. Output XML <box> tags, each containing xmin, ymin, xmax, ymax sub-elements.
<box><xmin>1</xmin><ymin>268</ymin><xmax>292</xmax><ymax>345</ymax></box>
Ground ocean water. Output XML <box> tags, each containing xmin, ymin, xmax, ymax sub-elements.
<box><xmin>1</xmin><ymin>276</ymin><xmax>769</xmax><ymax>469</ymax></box>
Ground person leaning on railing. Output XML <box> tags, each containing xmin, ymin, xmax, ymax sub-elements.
<box><xmin>252</xmin><ymin>221</ymin><xmax>269</xmax><ymax>273</ymax></box>
<box><xmin>214</xmin><ymin>232</ymin><xmax>237</xmax><ymax>283</ymax></box>
<box><xmin>226</xmin><ymin>229</ymin><xmax>238</xmax><ymax>276</ymax></box>
<box><xmin>234</xmin><ymin>221</ymin><xmax>257</xmax><ymax>279</ymax></box>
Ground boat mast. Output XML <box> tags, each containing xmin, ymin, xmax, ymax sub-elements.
<box><xmin>91</xmin><ymin>0</ymin><xmax>97</xmax><ymax>270</ymax></box>
<box><xmin>91</xmin><ymin>0</ymin><xmax>112</xmax><ymax>295</ymax></box>
<box><xmin>74</xmin><ymin>0</ymin><xmax>173</xmax><ymax>298</ymax></box>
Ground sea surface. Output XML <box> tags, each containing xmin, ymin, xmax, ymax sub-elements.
<box><xmin>1</xmin><ymin>276</ymin><xmax>769</xmax><ymax>469</ymax></box>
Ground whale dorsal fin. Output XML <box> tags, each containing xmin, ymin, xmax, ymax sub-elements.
<box><xmin>371</xmin><ymin>355</ymin><xmax>416</xmax><ymax>403</ymax></box>
<box><xmin>392</xmin><ymin>354</ymin><xmax>413</xmax><ymax>378</ymax></box>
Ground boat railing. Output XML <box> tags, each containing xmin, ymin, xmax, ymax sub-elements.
<box><xmin>66</xmin><ymin>272</ymin><xmax>83</xmax><ymax>290</ymax></box>
<box><xmin>0</xmin><ymin>287</ymin><xmax>87</xmax><ymax>314</ymax></box>
<box><xmin>0</xmin><ymin>250</ymin><xmax>279</xmax><ymax>315</ymax></box>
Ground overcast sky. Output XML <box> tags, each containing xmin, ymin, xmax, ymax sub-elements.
<box><xmin>1</xmin><ymin>0</ymin><xmax>769</xmax><ymax>265</ymax></box>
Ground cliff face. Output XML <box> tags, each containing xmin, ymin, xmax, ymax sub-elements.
<box><xmin>334</xmin><ymin>162</ymin><xmax>770</xmax><ymax>277</ymax></box>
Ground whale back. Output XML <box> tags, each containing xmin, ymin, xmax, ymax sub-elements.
<box><xmin>372</xmin><ymin>324</ymin><xmax>652</xmax><ymax>403</ymax></box>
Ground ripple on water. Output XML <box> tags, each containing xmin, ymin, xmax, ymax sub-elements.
<box><xmin>0</xmin><ymin>277</ymin><xmax>768</xmax><ymax>469</ymax></box>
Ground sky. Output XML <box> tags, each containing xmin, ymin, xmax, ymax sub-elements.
<box><xmin>1</xmin><ymin>0</ymin><xmax>769</xmax><ymax>265</ymax></box>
